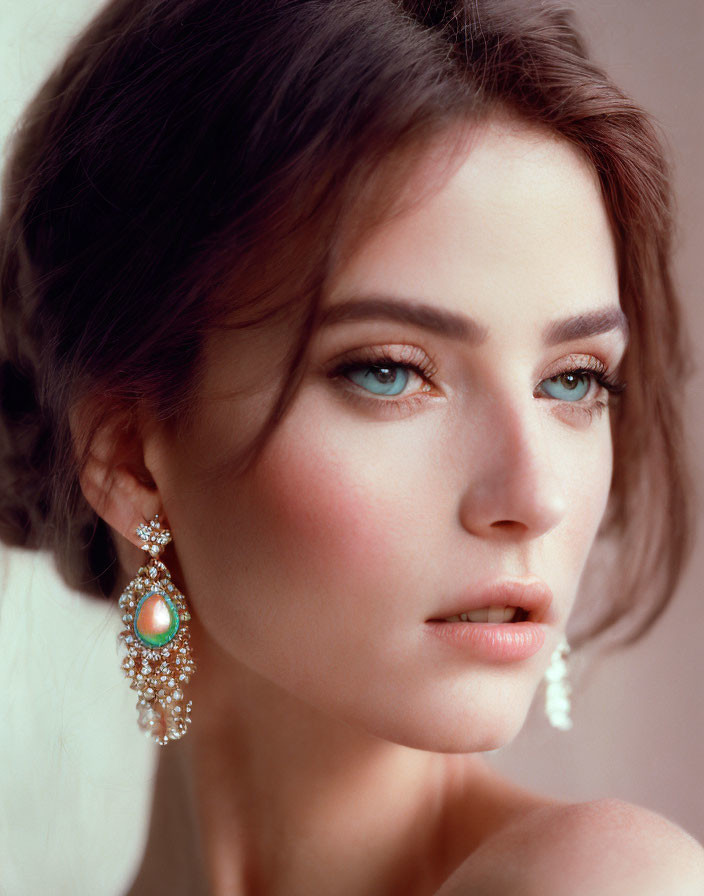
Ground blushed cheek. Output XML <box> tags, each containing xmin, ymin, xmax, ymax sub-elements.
<box><xmin>161</xmin><ymin>382</ymin><xmax>420</xmax><ymax>657</ymax></box>
<box><xmin>244</xmin><ymin>424</ymin><xmax>401</xmax><ymax>595</ymax></box>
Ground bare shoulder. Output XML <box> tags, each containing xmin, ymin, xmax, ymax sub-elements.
<box><xmin>435</xmin><ymin>798</ymin><xmax>704</xmax><ymax>896</ymax></box>
<box><xmin>526</xmin><ymin>799</ymin><xmax>704</xmax><ymax>895</ymax></box>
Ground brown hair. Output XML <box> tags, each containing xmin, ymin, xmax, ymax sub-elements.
<box><xmin>0</xmin><ymin>0</ymin><xmax>696</xmax><ymax>651</ymax></box>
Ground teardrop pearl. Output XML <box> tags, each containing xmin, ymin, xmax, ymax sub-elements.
<box><xmin>134</xmin><ymin>589</ymin><xmax>180</xmax><ymax>647</ymax></box>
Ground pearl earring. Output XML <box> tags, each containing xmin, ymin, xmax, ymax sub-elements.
<box><xmin>544</xmin><ymin>636</ymin><xmax>573</xmax><ymax>730</ymax></box>
<box><xmin>117</xmin><ymin>514</ymin><xmax>196</xmax><ymax>744</ymax></box>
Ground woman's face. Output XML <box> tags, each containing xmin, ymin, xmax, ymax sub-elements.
<box><xmin>144</xmin><ymin>117</ymin><xmax>628</xmax><ymax>752</ymax></box>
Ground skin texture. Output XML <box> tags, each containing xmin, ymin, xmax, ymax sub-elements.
<box><xmin>81</xmin><ymin>116</ymin><xmax>641</xmax><ymax>894</ymax></box>
<box><xmin>434</xmin><ymin>798</ymin><xmax>704</xmax><ymax>896</ymax></box>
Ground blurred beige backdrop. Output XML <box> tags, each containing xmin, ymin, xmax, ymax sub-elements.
<box><xmin>0</xmin><ymin>1</ymin><xmax>702</xmax><ymax>894</ymax></box>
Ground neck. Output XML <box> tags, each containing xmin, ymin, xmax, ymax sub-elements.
<box><xmin>128</xmin><ymin>629</ymin><xmax>521</xmax><ymax>896</ymax></box>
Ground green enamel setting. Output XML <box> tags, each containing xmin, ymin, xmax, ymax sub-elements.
<box><xmin>134</xmin><ymin>588</ymin><xmax>180</xmax><ymax>648</ymax></box>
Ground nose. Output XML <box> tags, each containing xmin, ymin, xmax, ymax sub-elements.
<box><xmin>458</xmin><ymin>398</ymin><xmax>567</xmax><ymax>540</ymax></box>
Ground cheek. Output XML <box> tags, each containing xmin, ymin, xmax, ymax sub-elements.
<box><xmin>235</xmin><ymin>406</ymin><xmax>435</xmax><ymax>597</ymax></box>
<box><xmin>248</xmin><ymin>440</ymin><xmax>386</xmax><ymax>585</ymax></box>
<box><xmin>170</xmin><ymin>401</ymin><xmax>425</xmax><ymax>647</ymax></box>
<box><xmin>560</xmin><ymin>422</ymin><xmax>614</xmax><ymax>562</ymax></box>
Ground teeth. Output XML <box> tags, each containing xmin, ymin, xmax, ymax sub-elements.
<box><xmin>487</xmin><ymin>606</ymin><xmax>507</xmax><ymax>623</ymax></box>
<box><xmin>444</xmin><ymin>607</ymin><xmax>518</xmax><ymax>623</ymax></box>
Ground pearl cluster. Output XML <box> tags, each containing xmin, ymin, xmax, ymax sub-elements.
<box><xmin>544</xmin><ymin>636</ymin><xmax>573</xmax><ymax>730</ymax></box>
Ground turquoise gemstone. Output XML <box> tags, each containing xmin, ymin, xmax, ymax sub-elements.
<box><xmin>134</xmin><ymin>589</ymin><xmax>180</xmax><ymax>648</ymax></box>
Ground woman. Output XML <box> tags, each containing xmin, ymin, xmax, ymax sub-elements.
<box><xmin>1</xmin><ymin>0</ymin><xmax>702</xmax><ymax>893</ymax></box>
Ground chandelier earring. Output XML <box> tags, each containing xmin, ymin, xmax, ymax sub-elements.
<box><xmin>117</xmin><ymin>514</ymin><xmax>196</xmax><ymax>745</ymax></box>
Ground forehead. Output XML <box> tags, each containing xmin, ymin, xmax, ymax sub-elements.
<box><xmin>325</xmin><ymin>117</ymin><xmax>619</xmax><ymax>343</ymax></box>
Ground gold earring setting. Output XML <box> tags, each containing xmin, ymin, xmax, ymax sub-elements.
<box><xmin>118</xmin><ymin>514</ymin><xmax>195</xmax><ymax>745</ymax></box>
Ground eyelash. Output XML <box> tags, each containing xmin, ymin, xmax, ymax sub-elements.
<box><xmin>327</xmin><ymin>346</ymin><xmax>627</xmax><ymax>422</ymax></box>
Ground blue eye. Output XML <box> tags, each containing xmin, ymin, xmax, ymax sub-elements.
<box><xmin>540</xmin><ymin>372</ymin><xmax>591</xmax><ymax>402</ymax></box>
<box><xmin>345</xmin><ymin>364</ymin><xmax>410</xmax><ymax>396</ymax></box>
<box><xmin>328</xmin><ymin>349</ymin><xmax>626</xmax><ymax>423</ymax></box>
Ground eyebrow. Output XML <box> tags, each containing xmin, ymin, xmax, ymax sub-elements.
<box><xmin>318</xmin><ymin>295</ymin><xmax>630</xmax><ymax>348</ymax></box>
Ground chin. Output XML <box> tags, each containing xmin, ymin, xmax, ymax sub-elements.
<box><xmin>358</xmin><ymin>699</ymin><xmax>532</xmax><ymax>755</ymax></box>
<box><xmin>426</xmin><ymin>722</ymin><xmax>526</xmax><ymax>755</ymax></box>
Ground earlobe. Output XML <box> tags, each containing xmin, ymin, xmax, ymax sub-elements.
<box><xmin>69</xmin><ymin>400</ymin><xmax>162</xmax><ymax>548</ymax></box>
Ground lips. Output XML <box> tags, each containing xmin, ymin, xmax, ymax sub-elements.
<box><xmin>428</xmin><ymin>578</ymin><xmax>554</xmax><ymax>625</ymax></box>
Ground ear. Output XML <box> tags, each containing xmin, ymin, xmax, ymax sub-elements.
<box><xmin>69</xmin><ymin>398</ymin><xmax>163</xmax><ymax>550</ymax></box>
